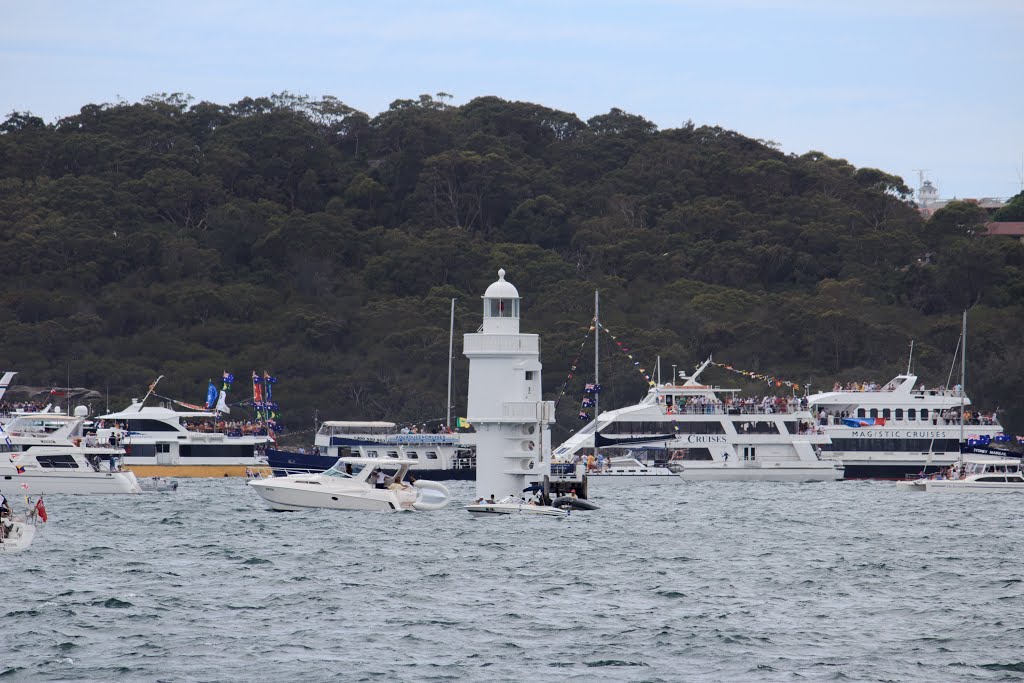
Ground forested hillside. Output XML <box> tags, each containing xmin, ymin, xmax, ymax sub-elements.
<box><xmin>1</xmin><ymin>92</ymin><xmax>1022</xmax><ymax>440</ymax></box>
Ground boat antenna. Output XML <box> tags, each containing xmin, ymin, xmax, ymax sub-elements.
<box><xmin>446</xmin><ymin>297</ymin><xmax>456</xmax><ymax>429</ymax></box>
<box><xmin>594</xmin><ymin>289</ymin><xmax>600</xmax><ymax>423</ymax></box>
<box><xmin>906</xmin><ymin>339</ymin><xmax>914</xmax><ymax>375</ymax></box>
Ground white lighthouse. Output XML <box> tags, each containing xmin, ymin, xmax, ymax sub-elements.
<box><xmin>463</xmin><ymin>269</ymin><xmax>554</xmax><ymax>501</ymax></box>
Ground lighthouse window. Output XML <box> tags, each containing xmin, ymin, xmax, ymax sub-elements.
<box><xmin>525</xmin><ymin>371</ymin><xmax>535</xmax><ymax>380</ymax></box>
<box><xmin>487</xmin><ymin>298</ymin><xmax>519</xmax><ymax>318</ymax></box>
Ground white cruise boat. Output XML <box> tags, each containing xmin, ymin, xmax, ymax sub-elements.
<box><xmin>266</xmin><ymin>421</ymin><xmax>475</xmax><ymax>480</ymax></box>
<box><xmin>807</xmin><ymin>374</ymin><xmax>1002</xmax><ymax>479</ymax></box>
<box><xmin>551</xmin><ymin>358</ymin><xmax>841</xmax><ymax>482</ymax></box>
<box><xmin>897</xmin><ymin>456</ymin><xmax>1024</xmax><ymax>493</ymax></box>
<box><xmin>587</xmin><ymin>456</ymin><xmax>681</xmax><ymax>484</ymax></box>
<box><xmin>95</xmin><ymin>399</ymin><xmax>271</xmax><ymax>477</ymax></box>
<box><xmin>0</xmin><ymin>413</ymin><xmax>141</xmax><ymax>494</ymax></box>
<box><xmin>249</xmin><ymin>457</ymin><xmax>451</xmax><ymax>512</ymax></box>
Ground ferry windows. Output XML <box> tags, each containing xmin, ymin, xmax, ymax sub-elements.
<box><xmin>895</xmin><ymin>409</ymin><xmax>903</xmax><ymax>421</ymax></box>
<box><xmin>155</xmin><ymin>443</ymin><xmax>170</xmax><ymax>453</ymax></box>
<box><xmin>680</xmin><ymin>448</ymin><xmax>713</xmax><ymax>460</ymax></box>
<box><xmin>366</xmin><ymin>450</ymin><xmax>379</xmax><ymax>458</ymax></box>
<box><xmin>407</xmin><ymin>451</ymin><xmax>419</xmax><ymax>459</ymax></box>
<box><xmin>920</xmin><ymin>409</ymin><xmax>929</xmax><ymax>421</ymax></box>
<box><xmin>869</xmin><ymin>409</ymin><xmax>879</xmax><ymax>419</ymax></box>
<box><xmin>425</xmin><ymin>451</ymin><xmax>439</xmax><ymax>459</ymax></box>
<box><xmin>857</xmin><ymin>409</ymin><xmax>866</xmax><ymax>418</ymax></box>
<box><xmin>882</xmin><ymin>409</ymin><xmax>891</xmax><ymax>419</ymax></box>
<box><xmin>386</xmin><ymin>451</ymin><xmax>399</xmax><ymax>458</ymax></box>
<box><xmin>126</xmin><ymin>419</ymin><xmax>181</xmax><ymax>432</ymax></box>
<box><xmin>908</xmin><ymin>409</ymin><xmax>916</xmax><ymax>420</ymax></box>
<box><xmin>608</xmin><ymin>421</ymin><xmax>724</xmax><ymax>435</ymax></box>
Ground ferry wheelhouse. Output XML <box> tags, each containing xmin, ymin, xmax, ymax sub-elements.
<box><xmin>807</xmin><ymin>374</ymin><xmax>1002</xmax><ymax>479</ymax></box>
<box><xmin>551</xmin><ymin>359</ymin><xmax>841</xmax><ymax>482</ymax></box>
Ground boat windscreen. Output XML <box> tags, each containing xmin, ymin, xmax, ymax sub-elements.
<box><xmin>323</xmin><ymin>464</ymin><xmax>354</xmax><ymax>478</ymax></box>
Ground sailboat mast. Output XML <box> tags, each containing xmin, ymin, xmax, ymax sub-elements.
<box><xmin>907</xmin><ymin>340</ymin><xmax>914</xmax><ymax>375</ymax></box>
<box><xmin>446</xmin><ymin>298</ymin><xmax>455</xmax><ymax>429</ymax></box>
<box><xmin>594</xmin><ymin>290</ymin><xmax>599</xmax><ymax>422</ymax></box>
<box><xmin>960</xmin><ymin>311</ymin><xmax>966</xmax><ymax>450</ymax></box>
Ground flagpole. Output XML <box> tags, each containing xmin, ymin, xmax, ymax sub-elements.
<box><xmin>594</xmin><ymin>290</ymin><xmax>600</xmax><ymax>423</ymax></box>
<box><xmin>447</xmin><ymin>297</ymin><xmax>455</xmax><ymax>430</ymax></box>
<box><xmin>140</xmin><ymin>375</ymin><xmax>164</xmax><ymax>408</ymax></box>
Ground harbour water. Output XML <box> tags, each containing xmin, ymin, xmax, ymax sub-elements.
<box><xmin>4</xmin><ymin>480</ymin><xmax>1024</xmax><ymax>681</ymax></box>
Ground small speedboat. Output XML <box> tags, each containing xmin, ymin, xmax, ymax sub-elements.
<box><xmin>248</xmin><ymin>457</ymin><xmax>452</xmax><ymax>512</ymax></box>
<box><xmin>0</xmin><ymin>516</ymin><xmax>37</xmax><ymax>553</ymax></box>
<box><xmin>465</xmin><ymin>496</ymin><xmax>570</xmax><ymax>518</ymax></box>
<box><xmin>138</xmin><ymin>477</ymin><xmax>179</xmax><ymax>493</ymax></box>
<box><xmin>897</xmin><ymin>456</ymin><xmax>1024</xmax><ymax>493</ymax></box>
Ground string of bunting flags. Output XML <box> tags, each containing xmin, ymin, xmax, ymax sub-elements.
<box><xmin>708</xmin><ymin>361</ymin><xmax>802</xmax><ymax>390</ymax></box>
<box><xmin>599</xmin><ymin>323</ymin><xmax>657</xmax><ymax>388</ymax></box>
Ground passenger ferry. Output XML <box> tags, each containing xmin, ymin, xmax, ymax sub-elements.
<box><xmin>266</xmin><ymin>421</ymin><xmax>476</xmax><ymax>480</ymax></box>
<box><xmin>807</xmin><ymin>374</ymin><xmax>1003</xmax><ymax>479</ymax></box>
<box><xmin>551</xmin><ymin>358</ymin><xmax>841</xmax><ymax>482</ymax></box>
<box><xmin>95</xmin><ymin>399</ymin><xmax>271</xmax><ymax>477</ymax></box>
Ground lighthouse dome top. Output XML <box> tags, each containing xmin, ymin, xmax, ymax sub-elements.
<box><xmin>483</xmin><ymin>268</ymin><xmax>520</xmax><ymax>300</ymax></box>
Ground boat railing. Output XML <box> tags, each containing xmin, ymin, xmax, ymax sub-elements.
<box><xmin>663</xmin><ymin>404</ymin><xmax>801</xmax><ymax>416</ymax></box>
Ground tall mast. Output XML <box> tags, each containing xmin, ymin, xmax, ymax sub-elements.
<box><xmin>594</xmin><ymin>290</ymin><xmax>599</xmax><ymax>422</ymax></box>
<box><xmin>960</xmin><ymin>310</ymin><xmax>966</xmax><ymax>450</ymax></box>
<box><xmin>906</xmin><ymin>340</ymin><xmax>914</xmax><ymax>375</ymax></box>
<box><xmin>446</xmin><ymin>297</ymin><xmax>456</xmax><ymax>429</ymax></box>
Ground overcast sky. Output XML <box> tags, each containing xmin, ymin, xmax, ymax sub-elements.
<box><xmin>2</xmin><ymin>0</ymin><xmax>1022</xmax><ymax>199</ymax></box>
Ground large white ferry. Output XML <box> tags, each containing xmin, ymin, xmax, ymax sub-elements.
<box><xmin>807</xmin><ymin>374</ymin><xmax>1002</xmax><ymax>479</ymax></box>
<box><xmin>552</xmin><ymin>359</ymin><xmax>841</xmax><ymax>482</ymax></box>
<box><xmin>0</xmin><ymin>413</ymin><xmax>141</xmax><ymax>494</ymax></box>
<box><xmin>95</xmin><ymin>399</ymin><xmax>271</xmax><ymax>477</ymax></box>
<box><xmin>266</xmin><ymin>421</ymin><xmax>476</xmax><ymax>480</ymax></box>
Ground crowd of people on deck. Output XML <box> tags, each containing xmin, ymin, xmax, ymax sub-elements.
<box><xmin>661</xmin><ymin>394</ymin><xmax>810</xmax><ymax>416</ymax></box>
<box><xmin>0</xmin><ymin>400</ymin><xmax>48</xmax><ymax>415</ymax></box>
<box><xmin>180</xmin><ymin>420</ymin><xmax>270</xmax><ymax>436</ymax></box>
<box><xmin>830</xmin><ymin>381</ymin><xmax>965</xmax><ymax>395</ymax></box>
<box><xmin>816</xmin><ymin>408</ymin><xmax>997</xmax><ymax>426</ymax></box>
<box><xmin>399</xmin><ymin>423</ymin><xmax>456</xmax><ymax>434</ymax></box>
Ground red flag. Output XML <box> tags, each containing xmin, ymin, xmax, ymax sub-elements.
<box><xmin>35</xmin><ymin>497</ymin><xmax>47</xmax><ymax>523</ymax></box>
<box><xmin>49</xmin><ymin>388</ymin><xmax>66</xmax><ymax>397</ymax></box>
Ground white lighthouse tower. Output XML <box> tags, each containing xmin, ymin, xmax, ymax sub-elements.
<box><xmin>463</xmin><ymin>269</ymin><xmax>554</xmax><ymax>500</ymax></box>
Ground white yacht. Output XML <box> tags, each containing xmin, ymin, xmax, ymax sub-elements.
<box><xmin>0</xmin><ymin>413</ymin><xmax>141</xmax><ymax>494</ymax></box>
<box><xmin>587</xmin><ymin>456</ymin><xmax>681</xmax><ymax>484</ymax></box>
<box><xmin>95</xmin><ymin>399</ymin><xmax>271</xmax><ymax>477</ymax></box>
<box><xmin>248</xmin><ymin>457</ymin><xmax>452</xmax><ymax>512</ymax></box>
<box><xmin>808</xmin><ymin>374</ymin><xmax>1002</xmax><ymax>479</ymax></box>
<box><xmin>266</xmin><ymin>421</ymin><xmax>475</xmax><ymax>480</ymax></box>
<box><xmin>551</xmin><ymin>358</ymin><xmax>841</xmax><ymax>482</ymax></box>
<box><xmin>897</xmin><ymin>456</ymin><xmax>1024</xmax><ymax>493</ymax></box>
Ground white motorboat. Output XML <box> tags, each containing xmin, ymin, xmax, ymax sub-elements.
<box><xmin>465</xmin><ymin>496</ymin><xmax>569</xmax><ymax>518</ymax></box>
<box><xmin>897</xmin><ymin>456</ymin><xmax>1024</xmax><ymax>493</ymax></box>
<box><xmin>248</xmin><ymin>457</ymin><xmax>452</xmax><ymax>512</ymax></box>
<box><xmin>0</xmin><ymin>413</ymin><xmax>141</xmax><ymax>494</ymax></box>
<box><xmin>551</xmin><ymin>357</ymin><xmax>841</xmax><ymax>483</ymax></box>
<box><xmin>137</xmin><ymin>476</ymin><xmax>179</xmax><ymax>492</ymax></box>
<box><xmin>0</xmin><ymin>516</ymin><xmax>36</xmax><ymax>553</ymax></box>
<box><xmin>587</xmin><ymin>456</ymin><xmax>682</xmax><ymax>484</ymax></box>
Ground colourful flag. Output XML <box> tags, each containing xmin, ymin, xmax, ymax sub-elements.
<box><xmin>205</xmin><ymin>380</ymin><xmax>218</xmax><ymax>409</ymax></box>
<box><xmin>15</xmin><ymin>465</ymin><xmax>25</xmax><ymax>474</ymax></box>
<box><xmin>457</xmin><ymin>417</ymin><xmax>471</xmax><ymax>429</ymax></box>
<box><xmin>35</xmin><ymin>497</ymin><xmax>47</xmax><ymax>523</ymax></box>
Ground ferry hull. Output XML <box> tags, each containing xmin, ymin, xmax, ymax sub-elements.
<box><xmin>126</xmin><ymin>464</ymin><xmax>252</xmax><ymax>478</ymax></box>
<box><xmin>677</xmin><ymin>463</ymin><xmax>843</xmax><ymax>482</ymax></box>
<box><xmin>897</xmin><ymin>480</ymin><xmax>1024</xmax><ymax>493</ymax></box>
<box><xmin>587</xmin><ymin>473</ymin><xmax>682</xmax><ymax>485</ymax></box>
<box><xmin>839</xmin><ymin>462</ymin><xmax>954</xmax><ymax>480</ymax></box>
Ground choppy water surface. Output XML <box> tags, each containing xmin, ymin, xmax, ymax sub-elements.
<box><xmin>3</xmin><ymin>479</ymin><xmax>1024</xmax><ymax>681</ymax></box>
